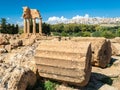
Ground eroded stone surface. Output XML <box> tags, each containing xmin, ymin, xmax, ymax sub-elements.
<box><xmin>35</xmin><ymin>40</ymin><xmax>92</xmax><ymax>86</ymax></box>
<box><xmin>0</xmin><ymin>40</ymin><xmax>39</xmax><ymax>90</ymax></box>
<box><xmin>71</xmin><ymin>37</ymin><xmax>112</xmax><ymax>68</ymax></box>
<box><xmin>0</xmin><ymin>35</ymin><xmax>120</xmax><ymax>90</ymax></box>
<box><xmin>111</xmin><ymin>42</ymin><xmax>120</xmax><ymax>56</ymax></box>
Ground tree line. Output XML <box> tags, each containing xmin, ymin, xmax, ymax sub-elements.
<box><xmin>0</xmin><ymin>18</ymin><xmax>19</xmax><ymax>34</ymax></box>
<box><xmin>50</xmin><ymin>23</ymin><xmax>120</xmax><ymax>38</ymax></box>
<box><xmin>0</xmin><ymin>18</ymin><xmax>51</xmax><ymax>35</ymax></box>
<box><xmin>1</xmin><ymin>18</ymin><xmax>120</xmax><ymax>38</ymax></box>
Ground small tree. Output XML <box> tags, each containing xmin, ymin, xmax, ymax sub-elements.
<box><xmin>42</xmin><ymin>23</ymin><xmax>51</xmax><ymax>35</ymax></box>
<box><xmin>11</xmin><ymin>24</ymin><xmax>15</xmax><ymax>34</ymax></box>
<box><xmin>0</xmin><ymin>18</ymin><xmax>7</xmax><ymax>33</ymax></box>
<box><xmin>14</xmin><ymin>24</ymin><xmax>19</xmax><ymax>34</ymax></box>
<box><xmin>0</xmin><ymin>18</ymin><xmax>19</xmax><ymax>34</ymax></box>
<box><xmin>0</xmin><ymin>18</ymin><xmax>7</xmax><ymax>26</ymax></box>
<box><xmin>7</xmin><ymin>23</ymin><xmax>11</xmax><ymax>34</ymax></box>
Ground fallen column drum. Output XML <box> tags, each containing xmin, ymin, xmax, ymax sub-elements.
<box><xmin>35</xmin><ymin>41</ymin><xmax>92</xmax><ymax>86</ymax></box>
<box><xmin>72</xmin><ymin>37</ymin><xmax>112</xmax><ymax>68</ymax></box>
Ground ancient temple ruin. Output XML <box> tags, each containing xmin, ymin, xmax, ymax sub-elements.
<box><xmin>22</xmin><ymin>6</ymin><xmax>42</xmax><ymax>34</ymax></box>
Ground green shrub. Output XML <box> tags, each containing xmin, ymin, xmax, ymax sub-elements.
<box><xmin>52</xmin><ymin>32</ymin><xmax>61</xmax><ymax>36</ymax></box>
<box><xmin>61</xmin><ymin>31</ymin><xmax>68</xmax><ymax>36</ymax></box>
<box><xmin>82</xmin><ymin>31</ymin><xmax>91</xmax><ymax>37</ymax></box>
<box><xmin>72</xmin><ymin>32</ymin><xmax>82</xmax><ymax>37</ymax></box>
<box><xmin>92</xmin><ymin>31</ymin><xmax>102</xmax><ymax>37</ymax></box>
<box><xmin>102</xmin><ymin>31</ymin><xmax>115</xmax><ymax>39</ymax></box>
<box><xmin>44</xmin><ymin>80</ymin><xmax>56</xmax><ymax>90</ymax></box>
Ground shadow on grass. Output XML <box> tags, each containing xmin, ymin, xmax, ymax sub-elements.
<box><xmin>32</xmin><ymin>70</ymin><xmax>113</xmax><ymax>90</ymax></box>
<box><xmin>32</xmin><ymin>70</ymin><xmax>60</xmax><ymax>90</ymax></box>
<box><xmin>84</xmin><ymin>72</ymin><xmax>113</xmax><ymax>90</ymax></box>
<box><xmin>66</xmin><ymin>72</ymin><xmax>113</xmax><ymax>90</ymax></box>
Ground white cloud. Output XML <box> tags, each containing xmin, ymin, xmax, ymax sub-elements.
<box><xmin>46</xmin><ymin>14</ymin><xmax>91</xmax><ymax>24</ymax></box>
<box><xmin>84</xmin><ymin>14</ymin><xmax>89</xmax><ymax>18</ymax></box>
<box><xmin>47</xmin><ymin>16</ymin><xmax>68</xmax><ymax>24</ymax></box>
<box><xmin>72</xmin><ymin>14</ymin><xmax>89</xmax><ymax>20</ymax></box>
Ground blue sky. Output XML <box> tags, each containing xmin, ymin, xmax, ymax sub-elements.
<box><xmin>0</xmin><ymin>0</ymin><xmax>120</xmax><ymax>25</ymax></box>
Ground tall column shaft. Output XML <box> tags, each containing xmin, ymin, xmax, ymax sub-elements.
<box><xmin>33</xmin><ymin>18</ymin><xmax>36</xmax><ymax>34</ymax></box>
<box><xmin>39</xmin><ymin>18</ymin><xmax>42</xmax><ymax>35</ymax></box>
<box><xmin>27</xmin><ymin>19</ymin><xmax>30</xmax><ymax>34</ymax></box>
<box><xmin>24</xmin><ymin>19</ymin><xmax>27</xmax><ymax>33</ymax></box>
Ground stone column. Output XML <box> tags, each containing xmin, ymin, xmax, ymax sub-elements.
<box><xmin>27</xmin><ymin>19</ymin><xmax>30</xmax><ymax>34</ymax></box>
<box><xmin>24</xmin><ymin>19</ymin><xmax>27</xmax><ymax>33</ymax></box>
<box><xmin>33</xmin><ymin>18</ymin><xmax>36</xmax><ymax>34</ymax></box>
<box><xmin>39</xmin><ymin>17</ymin><xmax>42</xmax><ymax>35</ymax></box>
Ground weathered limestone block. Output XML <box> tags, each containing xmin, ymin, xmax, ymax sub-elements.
<box><xmin>4</xmin><ymin>45</ymin><xmax>12</xmax><ymax>52</ymax></box>
<box><xmin>19</xmin><ymin>33</ymin><xmax>31</xmax><ymax>39</ymax></box>
<box><xmin>8</xmin><ymin>67</ymin><xmax>36</xmax><ymax>90</ymax></box>
<box><xmin>10</xmin><ymin>34</ymin><xmax>20</xmax><ymax>40</ymax></box>
<box><xmin>111</xmin><ymin>42</ymin><xmax>120</xmax><ymax>56</ymax></box>
<box><xmin>10</xmin><ymin>39</ymin><xmax>23</xmax><ymax>49</ymax></box>
<box><xmin>114</xmin><ymin>37</ymin><xmax>120</xmax><ymax>43</ymax></box>
<box><xmin>4</xmin><ymin>34</ymin><xmax>13</xmax><ymax>40</ymax></box>
<box><xmin>0</xmin><ymin>48</ymin><xmax>7</xmax><ymax>54</ymax></box>
<box><xmin>23</xmin><ymin>39</ymin><xmax>33</xmax><ymax>46</ymax></box>
<box><xmin>0</xmin><ymin>45</ymin><xmax>6</xmax><ymax>54</ymax></box>
<box><xmin>0</xmin><ymin>36</ymin><xmax>9</xmax><ymax>45</ymax></box>
<box><xmin>72</xmin><ymin>37</ymin><xmax>112</xmax><ymax>68</ymax></box>
<box><xmin>23</xmin><ymin>35</ymin><xmax>36</xmax><ymax>46</ymax></box>
<box><xmin>35</xmin><ymin>41</ymin><xmax>92</xmax><ymax>86</ymax></box>
<box><xmin>0</xmin><ymin>45</ymin><xmax>5</xmax><ymax>48</ymax></box>
<box><xmin>0</xmin><ymin>66</ymin><xmax>36</xmax><ymax>90</ymax></box>
<box><xmin>0</xmin><ymin>63</ymin><xmax>36</xmax><ymax>90</ymax></box>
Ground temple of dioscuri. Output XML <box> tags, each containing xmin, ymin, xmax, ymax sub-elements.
<box><xmin>22</xmin><ymin>6</ymin><xmax>42</xmax><ymax>35</ymax></box>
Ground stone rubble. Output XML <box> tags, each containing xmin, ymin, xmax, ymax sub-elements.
<box><xmin>0</xmin><ymin>35</ymin><xmax>39</xmax><ymax>90</ymax></box>
<box><xmin>0</xmin><ymin>34</ymin><xmax>120</xmax><ymax>90</ymax></box>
